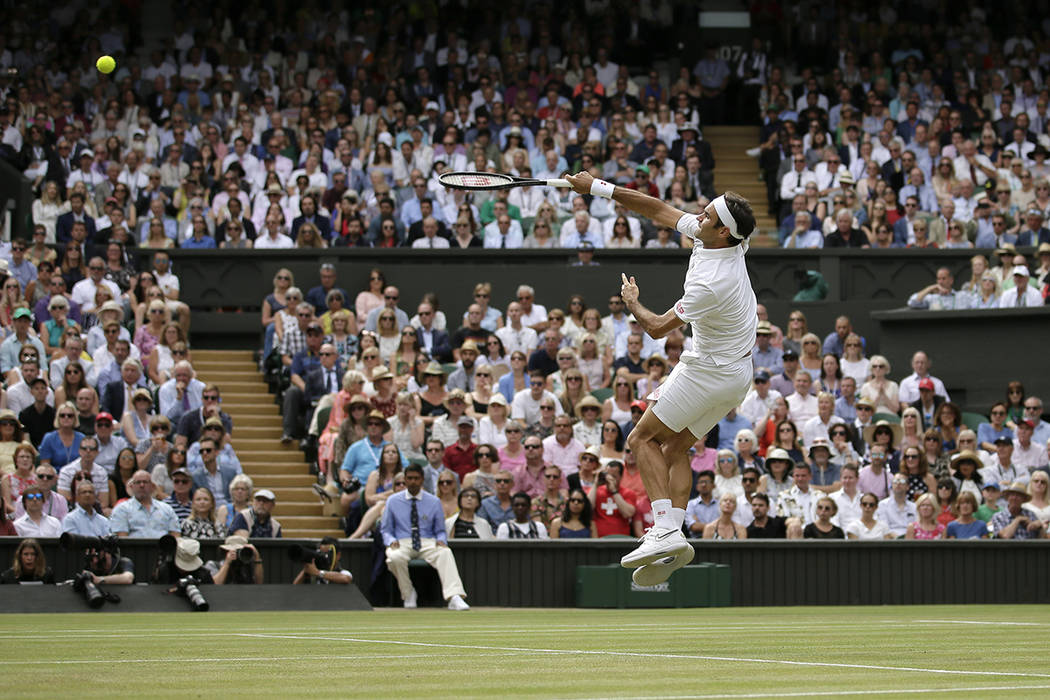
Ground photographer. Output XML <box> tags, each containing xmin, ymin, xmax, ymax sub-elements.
<box><xmin>206</xmin><ymin>534</ymin><xmax>263</xmax><ymax>584</ymax></box>
<box><xmin>291</xmin><ymin>537</ymin><xmax>353</xmax><ymax>585</ymax></box>
<box><xmin>83</xmin><ymin>538</ymin><xmax>134</xmax><ymax>585</ymax></box>
<box><xmin>151</xmin><ymin>537</ymin><xmax>214</xmax><ymax>584</ymax></box>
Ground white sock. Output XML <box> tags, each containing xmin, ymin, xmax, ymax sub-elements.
<box><xmin>671</xmin><ymin>507</ymin><xmax>686</xmax><ymax>530</ymax></box>
<box><xmin>651</xmin><ymin>498</ymin><xmax>674</xmax><ymax>530</ymax></box>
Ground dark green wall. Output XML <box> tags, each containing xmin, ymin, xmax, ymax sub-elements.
<box><xmin>9</xmin><ymin>537</ymin><xmax>1047</xmax><ymax>607</ymax></box>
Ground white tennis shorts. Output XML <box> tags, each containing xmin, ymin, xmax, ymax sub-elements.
<box><xmin>649</xmin><ymin>355</ymin><xmax>753</xmax><ymax>439</ymax></box>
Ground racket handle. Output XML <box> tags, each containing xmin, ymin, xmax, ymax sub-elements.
<box><xmin>544</xmin><ymin>179</ymin><xmax>572</xmax><ymax>188</ymax></box>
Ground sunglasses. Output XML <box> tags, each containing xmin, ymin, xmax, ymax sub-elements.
<box><xmin>544</xmin><ymin>474</ymin><xmax>561</xmax><ymax>479</ymax></box>
<box><xmin>438</xmin><ymin>479</ymin><xmax>455</xmax><ymax>485</ymax></box>
<box><xmin>524</xmin><ymin>444</ymin><xmax>543</xmax><ymax>450</ymax></box>
<box><xmin>495</xmin><ymin>478</ymin><xmax>513</xmax><ymax>484</ymax></box>
<box><xmin>24</xmin><ymin>493</ymin><xmax>44</xmax><ymax>501</ymax></box>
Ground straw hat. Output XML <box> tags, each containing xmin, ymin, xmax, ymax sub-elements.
<box><xmin>862</xmin><ymin>420</ymin><xmax>903</xmax><ymax>448</ymax></box>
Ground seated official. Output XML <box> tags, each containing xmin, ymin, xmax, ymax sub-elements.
<box><xmin>380</xmin><ymin>464</ymin><xmax>470</xmax><ymax>610</ymax></box>
<box><xmin>0</xmin><ymin>538</ymin><xmax>55</xmax><ymax>584</ymax></box>
<box><xmin>292</xmin><ymin>537</ymin><xmax>353</xmax><ymax>584</ymax></box>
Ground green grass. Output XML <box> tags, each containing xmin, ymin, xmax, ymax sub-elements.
<box><xmin>4</xmin><ymin>605</ymin><xmax>1050</xmax><ymax>698</ymax></box>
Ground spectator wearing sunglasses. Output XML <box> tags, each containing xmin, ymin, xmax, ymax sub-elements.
<box><xmin>13</xmin><ymin>486</ymin><xmax>62</xmax><ymax>537</ymax></box>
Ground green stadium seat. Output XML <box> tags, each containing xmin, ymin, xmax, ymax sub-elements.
<box><xmin>591</xmin><ymin>388</ymin><xmax>614</xmax><ymax>403</ymax></box>
<box><xmin>961</xmin><ymin>411</ymin><xmax>988</xmax><ymax>431</ymax></box>
<box><xmin>872</xmin><ymin>412</ymin><xmax>900</xmax><ymax>424</ymax></box>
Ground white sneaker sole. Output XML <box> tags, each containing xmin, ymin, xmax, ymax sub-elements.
<box><xmin>620</xmin><ymin>536</ymin><xmax>693</xmax><ymax>568</ymax></box>
<box><xmin>631</xmin><ymin>545</ymin><xmax>694</xmax><ymax>586</ymax></box>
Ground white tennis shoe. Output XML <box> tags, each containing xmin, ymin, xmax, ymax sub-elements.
<box><xmin>620</xmin><ymin>527</ymin><xmax>692</xmax><ymax>568</ymax></box>
<box><xmin>631</xmin><ymin>546</ymin><xmax>694</xmax><ymax>587</ymax></box>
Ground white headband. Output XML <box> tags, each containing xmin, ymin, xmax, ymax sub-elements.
<box><xmin>712</xmin><ymin>195</ymin><xmax>743</xmax><ymax>239</ymax></box>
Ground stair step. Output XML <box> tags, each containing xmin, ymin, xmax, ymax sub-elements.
<box><xmin>241</xmin><ymin>461</ymin><xmax>313</xmax><ymax>474</ymax></box>
<box><xmin>278</xmin><ymin>515</ymin><xmax>342</xmax><ymax>528</ymax></box>
<box><xmin>196</xmin><ymin>370</ymin><xmax>262</xmax><ymax>381</ymax></box>
<box><xmin>198</xmin><ymin>381</ymin><xmax>265</xmax><ymax>392</ymax></box>
<box><xmin>251</xmin><ymin>474</ymin><xmax>318</xmax><ymax>486</ymax></box>
<box><xmin>193</xmin><ymin>350</ymin><xmax>255</xmax><ymax>361</ymax></box>
<box><xmin>283</xmin><ymin>529</ymin><xmax>345</xmax><ymax>539</ymax></box>
<box><xmin>223</xmin><ymin>403</ymin><xmax>280</xmax><ymax>415</ymax></box>
<box><xmin>192</xmin><ymin>361</ymin><xmax>257</xmax><ymax>372</ymax></box>
<box><xmin>211</xmin><ymin>391</ymin><xmax>271</xmax><ymax>402</ymax></box>
<box><xmin>226</xmin><ymin>415</ymin><xmax>283</xmax><ymax>428</ymax></box>
<box><xmin>275</xmin><ymin>502</ymin><xmax>330</xmax><ymax>515</ymax></box>
<box><xmin>229</xmin><ymin>426</ymin><xmax>287</xmax><ymax>440</ymax></box>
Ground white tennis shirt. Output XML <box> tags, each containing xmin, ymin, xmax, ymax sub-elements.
<box><xmin>672</xmin><ymin>214</ymin><xmax>757</xmax><ymax>367</ymax></box>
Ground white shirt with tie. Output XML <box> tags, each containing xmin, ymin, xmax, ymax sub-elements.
<box><xmin>412</xmin><ymin>235</ymin><xmax>450</xmax><ymax>249</ymax></box>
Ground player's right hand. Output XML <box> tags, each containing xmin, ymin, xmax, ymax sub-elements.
<box><xmin>563</xmin><ymin>171</ymin><xmax>594</xmax><ymax>195</ymax></box>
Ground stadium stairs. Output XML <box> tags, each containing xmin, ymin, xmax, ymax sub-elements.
<box><xmin>705</xmin><ymin>126</ymin><xmax>777</xmax><ymax>246</ymax></box>
<box><xmin>192</xmin><ymin>349</ymin><xmax>342</xmax><ymax>539</ymax></box>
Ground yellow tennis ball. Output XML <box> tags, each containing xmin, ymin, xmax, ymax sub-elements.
<box><xmin>96</xmin><ymin>55</ymin><xmax>116</xmax><ymax>74</ymax></box>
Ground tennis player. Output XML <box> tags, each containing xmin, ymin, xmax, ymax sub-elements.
<box><xmin>564</xmin><ymin>171</ymin><xmax>758</xmax><ymax>586</ymax></box>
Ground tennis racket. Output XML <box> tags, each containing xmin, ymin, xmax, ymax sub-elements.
<box><xmin>438</xmin><ymin>171</ymin><xmax>571</xmax><ymax>191</ymax></box>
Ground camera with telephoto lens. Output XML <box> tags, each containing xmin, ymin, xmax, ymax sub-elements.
<box><xmin>341</xmin><ymin>476</ymin><xmax>361</xmax><ymax>495</ymax></box>
<box><xmin>176</xmin><ymin>576</ymin><xmax>209</xmax><ymax>612</ymax></box>
<box><xmin>287</xmin><ymin>544</ymin><xmax>334</xmax><ymax>570</ymax></box>
<box><xmin>71</xmin><ymin>570</ymin><xmax>106</xmax><ymax>608</ymax></box>
<box><xmin>60</xmin><ymin>532</ymin><xmax>120</xmax><ymax>555</ymax></box>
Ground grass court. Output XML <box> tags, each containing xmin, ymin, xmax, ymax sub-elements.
<box><xmin>4</xmin><ymin>605</ymin><xmax>1048</xmax><ymax>698</ymax></box>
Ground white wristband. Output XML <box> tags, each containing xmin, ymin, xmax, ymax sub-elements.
<box><xmin>590</xmin><ymin>179</ymin><xmax>615</xmax><ymax>198</ymax></box>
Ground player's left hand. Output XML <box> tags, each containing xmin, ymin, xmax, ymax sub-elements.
<box><xmin>563</xmin><ymin>171</ymin><xmax>594</xmax><ymax>195</ymax></box>
<box><xmin>620</xmin><ymin>273</ymin><xmax>639</xmax><ymax>305</ymax></box>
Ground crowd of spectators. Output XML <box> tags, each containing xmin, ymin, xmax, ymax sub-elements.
<box><xmin>754</xmin><ymin>2</ymin><xmax>1050</xmax><ymax>284</ymax></box>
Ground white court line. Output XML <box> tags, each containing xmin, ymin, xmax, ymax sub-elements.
<box><xmin>915</xmin><ymin>619</ymin><xmax>1046</xmax><ymax>627</ymax></box>
<box><xmin>0</xmin><ymin>625</ymin><xmax>944</xmax><ymax>642</ymax></box>
<box><xmin>0</xmin><ymin>652</ymin><xmax>528</xmax><ymax>666</ymax></box>
<box><xmin>558</xmin><ymin>686</ymin><xmax>1050</xmax><ymax>700</ymax></box>
<box><xmin>238</xmin><ymin>633</ymin><xmax>1050</xmax><ymax>679</ymax></box>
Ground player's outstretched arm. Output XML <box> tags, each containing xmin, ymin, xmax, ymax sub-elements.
<box><xmin>564</xmin><ymin>171</ymin><xmax>688</xmax><ymax>230</ymax></box>
<box><xmin>619</xmin><ymin>273</ymin><xmax>683</xmax><ymax>339</ymax></box>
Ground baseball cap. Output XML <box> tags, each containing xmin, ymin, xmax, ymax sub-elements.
<box><xmin>457</xmin><ymin>415</ymin><xmax>475</xmax><ymax>427</ymax></box>
<box><xmin>254</xmin><ymin>489</ymin><xmax>276</xmax><ymax>501</ymax></box>
<box><xmin>305</xmin><ymin>322</ymin><xmax>324</xmax><ymax>334</ymax></box>
<box><xmin>171</xmin><ymin>467</ymin><xmax>192</xmax><ymax>478</ymax></box>
<box><xmin>13</xmin><ymin>308</ymin><xmax>32</xmax><ymax>321</ymax></box>
<box><xmin>630</xmin><ymin>399</ymin><xmax>648</xmax><ymax>412</ymax></box>
<box><xmin>1019</xmin><ymin>418</ymin><xmax>1035</xmax><ymax>429</ymax></box>
<box><xmin>993</xmin><ymin>435</ymin><xmax>1013</xmax><ymax>445</ymax></box>
<box><xmin>917</xmin><ymin>378</ymin><xmax>935</xmax><ymax>391</ymax></box>
<box><xmin>425</xmin><ymin>101</ymin><xmax>439</xmax><ymax>111</ymax></box>
<box><xmin>95</xmin><ymin>412</ymin><xmax>115</xmax><ymax>423</ymax></box>
<box><xmin>1012</xmin><ymin>265</ymin><xmax>1030</xmax><ymax>277</ymax></box>
<box><xmin>754</xmin><ymin>369</ymin><xmax>771</xmax><ymax>382</ymax></box>
<box><xmin>577</xmin><ymin>241</ymin><xmax>595</xmax><ymax>252</ymax></box>
<box><xmin>781</xmin><ymin>348</ymin><xmax>799</xmax><ymax>360</ymax></box>
<box><xmin>635</xmin><ymin>165</ymin><xmax>650</xmax><ymax>175</ymax></box>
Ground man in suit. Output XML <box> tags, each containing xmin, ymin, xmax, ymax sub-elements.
<box><xmin>55</xmin><ymin>192</ymin><xmax>96</xmax><ymax>244</ymax></box>
<box><xmin>191</xmin><ymin>436</ymin><xmax>239</xmax><ymax>507</ymax></box>
<box><xmin>351</xmin><ymin>96</ymin><xmax>381</xmax><ymax>143</ymax></box>
<box><xmin>289</xmin><ymin>194</ymin><xmax>332</xmax><ymax>242</ymax></box>
<box><xmin>101</xmin><ymin>359</ymin><xmax>147</xmax><ymax>419</ymax></box>
<box><xmin>413</xmin><ymin>301</ymin><xmax>452</xmax><ymax>362</ymax></box>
